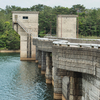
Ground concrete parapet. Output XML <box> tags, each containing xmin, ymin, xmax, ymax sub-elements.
<box><xmin>37</xmin><ymin>39</ymin><xmax>53</xmax><ymax>52</ymax></box>
<box><xmin>52</xmin><ymin>45</ymin><xmax>100</xmax><ymax>77</ymax></box>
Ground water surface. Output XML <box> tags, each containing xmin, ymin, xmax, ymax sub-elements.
<box><xmin>0</xmin><ymin>53</ymin><xmax>53</xmax><ymax>100</ymax></box>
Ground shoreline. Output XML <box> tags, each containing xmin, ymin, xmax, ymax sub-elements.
<box><xmin>0</xmin><ymin>50</ymin><xmax>20</xmax><ymax>53</ymax></box>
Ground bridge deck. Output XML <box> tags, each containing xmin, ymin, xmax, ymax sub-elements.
<box><xmin>33</xmin><ymin>37</ymin><xmax>100</xmax><ymax>78</ymax></box>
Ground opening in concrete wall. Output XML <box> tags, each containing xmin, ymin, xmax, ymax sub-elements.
<box><xmin>23</xmin><ymin>16</ymin><xmax>28</xmax><ymax>19</ymax></box>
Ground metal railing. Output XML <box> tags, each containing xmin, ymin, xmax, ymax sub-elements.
<box><xmin>53</xmin><ymin>40</ymin><xmax>100</xmax><ymax>49</ymax></box>
<box><xmin>33</xmin><ymin>37</ymin><xmax>100</xmax><ymax>49</ymax></box>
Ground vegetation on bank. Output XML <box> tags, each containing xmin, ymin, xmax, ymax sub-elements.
<box><xmin>0</xmin><ymin>4</ymin><xmax>100</xmax><ymax>50</ymax></box>
<box><xmin>0</xmin><ymin>21</ymin><xmax>20</xmax><ymax>50</ymax></box>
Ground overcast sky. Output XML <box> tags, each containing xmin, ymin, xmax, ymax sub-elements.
<box><xmin>0</xmin><ymin>0</ymin><xmax>100</xmax><ymax>9</ymax></box>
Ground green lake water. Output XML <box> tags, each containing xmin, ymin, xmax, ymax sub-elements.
<box><xmin>0</xmin><ymin>53</ymin><xmax>53</xmax><ymax>100</ymax></box>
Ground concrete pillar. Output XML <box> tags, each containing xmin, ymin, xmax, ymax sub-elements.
<box><xmin>27</xmin><ymin>34</ymin><xmax>31</xmax><ymax>58</ymax></box>
<box><xmin>52</xmin><ymin>67</ymin><xmax>54</xmax><ymax>86</ymax></box>
<box><xmin>69</xmin><ymin>72</ymin><xmax>82</xmax><ymax>100</ymax></box>
<box><xmin>20</xmin><ymin>35</ymin><xmax>27</xmax><ymax>58</ymax></box>
<box><xmin>41</xmin><ymin>51</ymin><xmax>46</xmax><ymax>74</ymax></box>
<box><xmin>62</xmin><ymin>76</ymin><xmax>70</xmax><ymax>100</ymax></box>
<box><xmin>57</xmin><ymin>15</ymin><xmax>78</xmax><ymax>38</ymax></box>
<box><xmin>53</xmin><ymin>67</ymin><xmax>82</xmax><ymax>100</ymax></box>
<box><xmin>35</xmin><ymin>46</ymin><xmax>39</xmax><ymax>63</ymax></box>
<box><xmin>31</xmin><ymin>38</ymin><xmax>36</xmax><ymax>59</ymax></box>
<box><xmin>82</xmin><ymin>73</ymin><xmax>100</xmax><ymax>100</ymax></box>
<box><xmin>53</xmin><ymin>67</ymin><xmax>68</xmax><ymax>100</ymax></box>
<box><xmin>62</xmin><ymin>72</ymin><xmax>82</xmax><ymax>100</ymax></box>
<box><xmin>20</xmin><ymin>34</ymin><xmax>36</xmax><ymax>61</ymax></box>
<box><xmin>38</xmin><ymin>50</ymin><xmax>42</xmax><ymax>68</ymax></box>
<box><xmin>45</xmin><ymin>52</ymin><xmax>52</xmax><ymax>84</ymax></box>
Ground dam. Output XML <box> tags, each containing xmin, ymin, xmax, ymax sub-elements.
<box><xmin>12</xmin><ymin>11</ymin><xmax>100</xmax><ymax>100</ymax></box>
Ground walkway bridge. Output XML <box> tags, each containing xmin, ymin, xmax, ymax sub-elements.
<box><xmin>33</xmin><ymin>37</ymin><xmax>100</xmax><ymax>100</ymax></box>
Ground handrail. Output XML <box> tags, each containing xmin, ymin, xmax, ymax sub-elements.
<box><xmin>53</xmin><ymin>40</ymin><xmax>100</xmax><ymax>49</ymax></box>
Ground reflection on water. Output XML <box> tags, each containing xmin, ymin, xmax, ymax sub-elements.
<box><xmin>0</xmin><ymin>53</ymin><xmax>53</xmax><ymax>100</ymax></box>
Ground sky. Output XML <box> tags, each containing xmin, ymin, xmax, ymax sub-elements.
<box><xmin>0</xmin><ymin>0</ymin><xmax>100</xmax><ymax>9</ymax></box>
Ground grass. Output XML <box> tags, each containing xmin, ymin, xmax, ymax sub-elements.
<box><xmin>0</xmin><ymin>47</ymin><xmax>7</xmax><ymax>50</ymax></box>
<box><xmin>78</xmin><ymin>35</ymin><xmax>100</xmax><ymax>39</ymax></box>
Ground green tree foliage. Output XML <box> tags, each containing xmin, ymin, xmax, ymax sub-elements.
<box><xmin>0</xmin><ymin>4</ymin><xmax>100</xmax><ymax>50</ymax></box>
<box><xmin>70</xmin><ymin>4</ymin><xmax>85</xmax><ymax>14</ymax></box>
<box><xmin>0</xmin><ymin>20</ymin><xmax>20</xmax><ymax>50</ymax></box>
<box><xmin>79</xmin><ymin>8</ymin><xmax>100</xmax><ymax>36</ymax></box>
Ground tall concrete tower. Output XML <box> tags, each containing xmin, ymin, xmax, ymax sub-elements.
<box><xmin>57</xmin><ymin>15</ymin><xmax>78</xmax><ymax>38</ymax></box>
<box><xmin>12</xmin><ymin>11</ymin><xmax>39</xmax><ymax>60</ymax></box>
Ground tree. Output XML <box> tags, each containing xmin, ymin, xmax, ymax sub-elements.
<box><xmin>70</xmin><ymin>4</ymin><xmax>86</xmax><ymax>14</ymax></box>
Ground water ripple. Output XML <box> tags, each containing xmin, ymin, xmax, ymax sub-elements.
<box><xmin>0</xmin><ymin>53</ymin><xmax>53</xmax><ymax>100</ymax></box>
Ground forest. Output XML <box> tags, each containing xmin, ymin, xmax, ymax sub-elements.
<box><xmin>0</xmin><ymin>4</ymin><xmax>100</xmax><ymax>50</ymax></box>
